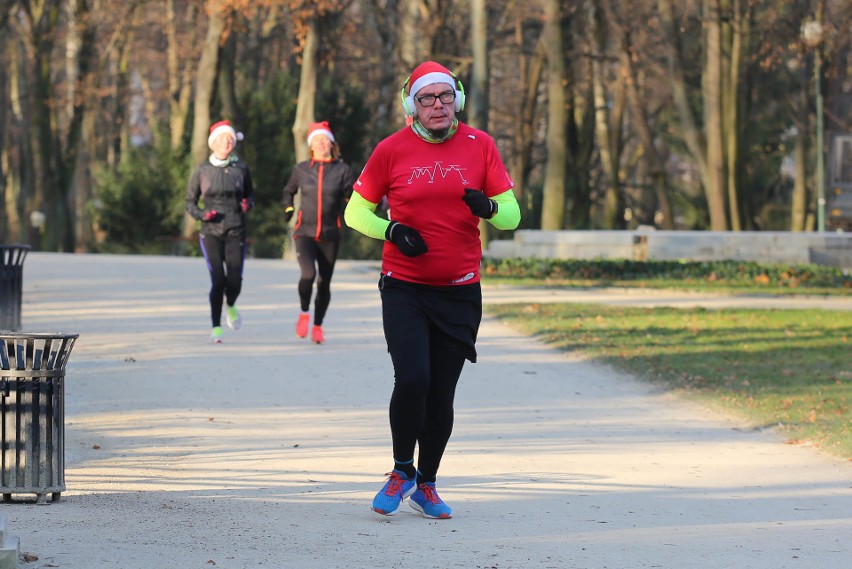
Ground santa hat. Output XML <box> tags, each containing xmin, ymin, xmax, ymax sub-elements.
<box><xmin>307</xmin><ymin>121</ymin><xmax>335</xmax><ymax>146</ymax></box>
<box><xmin>207</xmin><ymin>120</ymin><xmax>244</xmax><ymax>149</ymax></box>
<box><xmin>406</xmin><ymin>61</ymin><xmax>456</xmax><ymax>97</ymax></box>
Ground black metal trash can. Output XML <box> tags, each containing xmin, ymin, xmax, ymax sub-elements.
<box><xmin>1</xmin><ymin>332</ymin><xmax>78</xmax><ymax>504</ymax></box>
<box><xmin>0</xmin><ymin>245</ymin><xmax>30</xmax><ymax>331</ymax></box>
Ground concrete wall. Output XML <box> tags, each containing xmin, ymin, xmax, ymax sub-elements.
<box><xmin>485</xmin><ymin>230</ymin><xmax>852</xmax><ymax>270</ymax></box>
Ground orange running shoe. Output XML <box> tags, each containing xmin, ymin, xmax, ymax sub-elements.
<box><xmin>311</xmin><ymin>325</ymin><xmax>324</xmax><ymax>344</ymax></box>
<box><xmin>296</xmin><ymin>312</ymin><xmax>309</xmax><ymax>338</ymax></box>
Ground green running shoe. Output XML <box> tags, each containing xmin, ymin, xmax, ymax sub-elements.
<box><xmin>210</xmin><ymin>326</ymin><xmax>224</xmax><ymax>344</ymax></box>
<box><xmin>226</xmin><ymin>305</ymin><xmax>241</xmax><ymax>330</ymax></box>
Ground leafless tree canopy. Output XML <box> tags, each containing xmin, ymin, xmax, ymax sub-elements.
<box><xmin>1</xmin><ymin>0</ymin><xmax>849</xmax><ymax>253</ymax></box>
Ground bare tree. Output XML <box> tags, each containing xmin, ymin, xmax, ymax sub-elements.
<box><xmin>656</xmin><ymin>1</ymin><xmax>714</xmax><ymax>228</ymax></box>
<box><xmin>588</xmin><ymin>0</ymin><xmax>626</xmax><ymax>229</ymax></box>
<box><xmin>722</xmin><ymin>0</ymin><xmax>748</xmax><ymax>230</ymax></box>
<box><xmin>9</xmin><ymin>0</ymin><xmax>105</xmax><ymax>251</ymax></box>
<box><xmin>540</xmin><ymin>0</ymin><xmax>566</xmax><ymax>230</ymax></box>
<box><xmin>292</xmin><ymin>18</ymin><xmax>318</xmax><ymax>163</ymax></box>
<box><xmin>469</xmin><ymin>0</ymin><xmax>491</xmax><ymax>247</ymax></box>
<box><xmin>0</xmin><ymin>2</ymin><xmax>11</xmax><ymax>239</ymax></box>
<box><xmin>468</xmin><ymin>0</ymin><xmax>488</xmax><ymax>131</ymax></box>
<box><xmin>511</xmin><ymin>38</ymin><xmax>545</xmax><ymax>223</ymax></box>
<box><xmin>3</xmin><ymin>0</ymin><xmax>851</xmax><ymax>250</ymax></box>
<box><xmin>185</xmin><ymin>0</ymin><xmax>227</xmax><ymax>240</ymax></box>
<box><xmin>791</xmin><ymin>78</ymin><xmax>809</xmax><ymax>232</ymax></box>
<box><xmin>166</xmin><ymin>0</ymin><xmax>198</xmax><ymax>151</ymax></box>
<box><xmin>702</xmin><ymin>0</ymin><xmax>730</xmax><ymax>230</ymax></box>
<box><xmin>602</xmin><ymin>0</ymin><xmax>674</xmax><ymax>228</ymax></box>
<box><xmin>364</xmin><ymin>0</ymin><xmax>405</xmax><ymax>135</ymax></box>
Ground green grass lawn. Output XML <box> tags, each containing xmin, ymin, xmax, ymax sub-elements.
<box><xmin>486</xmin><ymin>302</ymin><xmax>852</xmax><ymax>460</ymax></box>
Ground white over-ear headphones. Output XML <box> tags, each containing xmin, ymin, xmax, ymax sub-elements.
<box><xmin>400</xmin><ymin>70</ymin><xmax>466</xmax><ymax>117</ymax></box>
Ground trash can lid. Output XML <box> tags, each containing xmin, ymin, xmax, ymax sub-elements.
<box><xmin>0</xmin><ymin>332</ymin><xmax>79</xmax><ymax>340</ymax></box>
<box><xmin>0</xmin><ymin>244</ymin><xmax>30</xmax><ymax>266</ymax></box>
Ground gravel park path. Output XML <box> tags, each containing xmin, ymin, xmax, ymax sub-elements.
<box><xmin>3</xmin><ymin>252</ymin><xmax>850</xmax><ymax>569</ymax></box>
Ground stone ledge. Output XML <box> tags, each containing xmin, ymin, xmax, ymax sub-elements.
<box><xmin>485</xmin><ymin>230</ymin><xmax>852</xmax><ymax>270</ymax></box>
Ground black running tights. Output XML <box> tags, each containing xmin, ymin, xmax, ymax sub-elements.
<box><xmin>201</xmin><ymin>233</ymin><xmax>245</xmax><ymax>327</ymax></box>
<box><xmin>295</xmin><ymin>237</ymin><xmax>339</xmax><ymax>326</ymax></box>
<box><xmin>382</xmin><ymin>300</ymin><xmax>467</xmax><ymax>482</ymax></box>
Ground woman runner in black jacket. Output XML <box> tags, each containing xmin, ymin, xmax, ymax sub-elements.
<box><xmin>282</xmin><ymin>121</ymin><xmax>355</xmax><ymax>344</ymax></box>
<box><xmin>186</xmin><ymin>120</ymin><xmax>254</xmax><ymax>343</ymax></box>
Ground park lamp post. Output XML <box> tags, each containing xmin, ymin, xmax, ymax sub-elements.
<box><xmin>802</xmin><ymin>18</ymin><xmax>825</xmax><ymax>232</ymax></box>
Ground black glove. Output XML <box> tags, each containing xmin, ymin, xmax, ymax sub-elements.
<box><xmin>284</xmin><ymin>207</ymin><xmax>295</xmax><ymax>222</ymax></box>
<box><xmin>385</xmin><ymin>221</ymin><xmax>428</xmax><ymax>257</ymax></box>
<box><xmin>462</xmin><ymin>188</ymin><xmax>497</xmax><ymax>218</ymax></box>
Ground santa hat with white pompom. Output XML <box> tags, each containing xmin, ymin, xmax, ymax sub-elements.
<box><xmin>207</xmin><ymin>120</ymin><xmax>244</xmax><ymax>149</ymax></box>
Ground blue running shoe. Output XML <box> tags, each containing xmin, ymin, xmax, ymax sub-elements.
<box><xmin>409</xmin><ymin>482</ymin><xmax>452</xmax><ymax>519</ymax></box>
<box><xmin>371</xmin><ymin>470</ymin><xmax>415</xmax><ymax>516</ymax></box>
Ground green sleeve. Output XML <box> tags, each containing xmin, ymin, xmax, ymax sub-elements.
<box><xmin>343</xmin><ymin>191</ymin><xmax>391</xmax><ymax>241</ymax></box>
<box><xmin>488</xmin><ymin>189</ymin><xmax>521</xmax><ymax>230</ymax></box>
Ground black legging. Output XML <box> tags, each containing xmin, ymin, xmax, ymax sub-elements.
<box><xmin>380</xmin><ymin>277</ymin><xmax>480</xmax><ymax>482</ymax></box>
<box><xmin>201</xmin><ymin>233</ymin><xmax>245</xmax><ymax>327</ymax></box>
<box><xmin>295</xmin><ymin>237</ymin><xmax>339</xmax><ymax>326</ymax></box>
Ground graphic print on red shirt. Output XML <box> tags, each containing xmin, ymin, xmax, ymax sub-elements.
<box><xmin>355</xmin><ymin>123</ymin><xmax>514</xmax><ymax>286</ymax></box>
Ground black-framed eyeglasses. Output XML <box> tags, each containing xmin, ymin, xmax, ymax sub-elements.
<box><xmin>416</xmin><ymin>91</ymin><xmax>456</xmax><ymax>107</ymax></box>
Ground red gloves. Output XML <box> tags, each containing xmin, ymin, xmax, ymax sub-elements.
<box><xmin>203</xmin><ymin>210</ymin><xmax>218</xmax><ymax>221</ymax></box>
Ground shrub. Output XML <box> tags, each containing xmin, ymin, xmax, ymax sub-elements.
<box><xmin>481</xmin><ymin>258</ymin><xmax>852</xmax><ymax>289</ymax></box>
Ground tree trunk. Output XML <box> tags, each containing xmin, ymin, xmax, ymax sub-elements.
<box><xmin>790</xmin><ymin>54</ymin><xmax>809</xmax><ymax>232</ymax></box>
<box><xmin>72</xmin><ymin>95</ymin><xmax>96</xmax><ymax>251</ymax></box>
<box><xmin>218</xmin><ymin>27</ymin><xmax>243</xmax><ymax>128</ymax></box>
<box><xmin>540</xmin><ymin>0</ymin><xmax>566</xmax><ymax>230</ymax></box>
<box><xmin>140</xmin><ymin>72</ymin><xmax>162</xmax><ymax>148</ymax></box>
<box><xmin>167</xmin><ymin>0</ymin><xmax>196</xmax><ymax>151</ymax></box>
<box><xmin>286</xmin><ymin>17</ymin><xmax>319</xmax><ymax>260</ymax></box>
<box><xmin>722</xmin><ymin>0</ymin><xmax>744</xmax><ymax>231</ymax></box>
<box><xmin>58</xmin><ymin>0</ymin><xmax>97</xmax><ymax>252</ymax></box>
<box><xmin>185</xmin><ymin>0</ymin><xmax>226</xmax><ymax>240</ymax></box>
<box><xmin>292</xmin><ymin>19</ymin><xmax>318</xmax><ymax>163</ymax></box>
<box><xmin>112</xmin><ymin>35</ymin><xmax>132</xmax><ymax>166</ymax></box>
<box><xmin>8</xmin><ymin>36</ymin><xmax>33</xmax><ymax>243</ymax></box>
<box><xmin>658</xmin><ymin>0</ymin><xmax>727</xmax><ymax>228</ymax></box>
<box><xmin>566</xmin><ymin>62</ymin><xmax>596</xmax><ymax>230</ymax></box>
<box><xmin>27</xmin><ymin>2</ymin><xmax>62</xmax><ymax>251</ymax></box>
<box><xmin>736</xmin><ymin>18</ymin><xmax>755</xmax><ymax>229</ymax></box>
<box><xmin>657</xmin><ymin>0</ymin><xmax>707</xmax><ymax>172</ymax></box>
<box><xmin>702</xmin><ymin>0</ymin><xmax>729</xmax><ymax>230</ymax></box>
<box><xmin>366</xmin><ymin>0</ymin><xmax>403</xmax><ymax>134</ymax></box>
<box><xmin>399</xmin><ymin>0</ymin><xmax>424</xmax><ymax>70</ymax></box>
<box><xmin>0</xmin><ymin>33</ymin><xmax>8</xmax><ymax>240</ymax></box>
<box><xmin>511</xmin><ymin>33</ymin><xmax>545</xmax><ymax>225</ymax></box>
<box><xmin>61</xmin><ymin>0</ymin><xmax>98</xmax><ymax>252</ymax></box>
<box><xmin>469</xmin><ymin>0</ymin><xmax>490</xmax><ymax>248</ymax></box>
<box><xmin>791</xmin><ymin>123</ymin><xmax>808</xmax><ymax>232</ymax></box>
<box><xmin>468</xmin><ymin>0</ymin><xmax>488</xmax><ymax>131</ymax></box>
<box><xmin>589</xmin><ymin>1</ymin><xmax>625</xmax><ymax>229</ymax></box>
